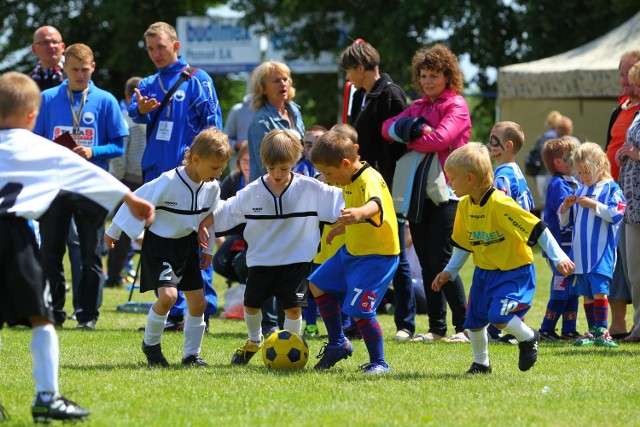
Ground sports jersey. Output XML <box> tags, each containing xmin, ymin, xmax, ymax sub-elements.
<box><xmin>33</xmin><ymin>80</ymin><xmax>128</xmax><ymax>170</ymax></box>
<box><xmin>342</xmin><ymin>163</ymin><xmax>399</xmax><ymax>256</ymax></box>
<box><xmin>213</xmin><ymin>173</ymin><xmax>343</xmax><ymax>267</ymax></box>
<box><xmin>494</xmin><ymin>162</ymin><xmax>534</xmax><ymax>212</ymax></box>
<box><xmin>560</xmin><ymin>178</ymin><xmax>625</xmax><ymax>277</ymax></box>
<box><xmin>543</xmin><ymin>173</ymin><xmax>579</xmax><ymax>256</ymax></box>
<box><xmin>129</xmin><ymin>56</ymin><xmax>223</xmax><ymax>181</ymax></box>
<box><xmin>0</xmin><ymin>128</ymin><xmax>128</xmax><ymax>220</ymax></box>
<box><xmin>106</xmin><ymin>166</ymin><xmax>220</xmax><ymax>245</ymax></box>
<box><xmin>451</xmin><ymin>188</ymin><xmax>545</xmax><ymax>271</ymax></box>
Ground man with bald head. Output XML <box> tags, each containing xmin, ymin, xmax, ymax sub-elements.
<box><xmin>30</xmin><ymin>26</ymin><xmax>66</xmax><ymax>91</ymax></box>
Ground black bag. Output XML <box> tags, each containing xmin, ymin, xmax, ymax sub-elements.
<box><xmin>524</xmin><ymin>136</ymin><xmax>546</xmax><ymax>176</ymax></box>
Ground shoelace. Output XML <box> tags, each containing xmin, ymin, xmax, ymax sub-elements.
<box><xmin>316</xmin><ymin>342</ymin><xmax>329</xmax><ymax>359</ymax></box>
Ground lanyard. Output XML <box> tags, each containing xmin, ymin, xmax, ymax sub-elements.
<box><xmin>66</xmin><ymin>86</ymin><xmax>89</xmax><ymax>142</ymax></box>
<box><xmin>157</xmin><ymin>76</ymin><xmax>173</xmax><ymax>120</ymax></box>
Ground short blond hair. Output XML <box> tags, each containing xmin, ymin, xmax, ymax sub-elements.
<box><xmin>310</xmin><ymin>131</ymin><xmax>359</xmax><ymax>167</ymax></box>
<box><xmin>144</xmin><ymin>22</ymin><xmax>177</xmax><ymax>42</ymax></box>
<box><xmin>444</xmin><ymin>143</ymin><xmax>493</xmax><ymax>191</ymax></box>
<box><xmin>571</xmin><ymin>142</ymin><xmax>611</xmax><ymax>182</ymax></box>
<box><xmin>250</xmin><ymin>61</ymin><xmax>296</xmax><ymax>110</ymax></box>
<box><xmin>492</xmin><ymin>121</ymin><xmax>525</xmax><ymax>153</ymax></box>
<box><xmin>65</xmin><ymin>43</ymin><xmax>94</xmax><ymax>62</ymax></box>
<box><xmin>628</xmin><ymin>62</ymin><xmax>640</xmax><ymax>86</ymax></box>
<box><xmin>183</xmin><ymin>127</ymin><xmax>232</xmax><ymax>165</ymax></box>
<box><xmin>0</xmin><ymin>72</ymin><xmax>41</xmax><ymax>120</ymax></box>
<box><xmin>260</xmin><ymin>130</ymin><xmax>302</xmax><ymax>167</ymax></box>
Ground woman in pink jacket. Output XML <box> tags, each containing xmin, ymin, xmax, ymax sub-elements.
<box><xmin>382</xmin><ymin>44</ymin><xmax>471</xmax><ymax>342</ymax></box>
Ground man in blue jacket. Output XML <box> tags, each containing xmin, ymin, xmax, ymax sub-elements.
<box><xmin>129</xmin><ymin>21</ymin><xmax>223</xmax><ymax>330</ymax></box>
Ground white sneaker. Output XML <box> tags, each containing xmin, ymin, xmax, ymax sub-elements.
<box><xmin>393</xmin><ymin>330</ymin><xmax>412</xmax><ymax>341</ymax></box>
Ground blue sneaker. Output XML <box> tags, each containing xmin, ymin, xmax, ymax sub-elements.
<box><xmin>359</xmin><ymin>362</ymin><xmax>391</xmax><ymax>374</ymax></box>
<box><xmin>314</xmin><ymin>340</ymin><xmax>353</xmax><ymax>370</ymax></box>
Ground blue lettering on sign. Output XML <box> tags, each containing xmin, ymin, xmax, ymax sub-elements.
<box><xmin>187</xmin><ymin>22</ymin><xmax>250</xmax><ymax>42</ymax></box>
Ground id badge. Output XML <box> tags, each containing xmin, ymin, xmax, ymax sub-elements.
<box><xmin>157</xmin><ymin>121</ymin><xmax>173</xmax><ymax>141</ymax></box>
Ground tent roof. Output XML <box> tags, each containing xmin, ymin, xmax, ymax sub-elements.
<box><xmin>498</xmin><ymin>11</ymin><xmax>640</xmax><ymax>99</ymax></box>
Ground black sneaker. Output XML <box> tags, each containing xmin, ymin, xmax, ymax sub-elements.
<box><xmin>496</xmin><ymin>333</ymin><xmax>518</xmax><ymax>345</ymax></box>
<box><xmin>539</xmin><ymin>330</ymin><xmax>563</xmax><ymax>342</ymax></box>
<box><xmin>314</xmin><ymin>340</ymin><xmax>353</xmax><ymax>370</ymax></box>
<box><xmin>76</xmin><ymin>320</ymin><xmax>96</xmax><ymax>330</ymax></box>
<box><xmin>142</xmin><ymin>342</ymin><xmax>169</xmax><ymax>367</ymax></box>
<box><xmin>31</xmin><ymin>392</ymin><xmax>89</xmax><ymax>423</ymax></box>
<box><xmin>164</xmin><ymin>316</ymin><xmax>185</xmax><ymax>332</ymax></box>
<box><xmin>518</xmin><ymin>329</ymin><xmax>540</xmax><ymax>371</ymax></box>
<box><xmin>561</xmin><ymin>330</ymin><xmax>581</xmax><ymax>340</ymax></box>
<box><xmin>182</xmin><ymin>354</ymin><xmax>208</xmax><ymax>367</ymax></box>
<box><xmin>465</xmin><ymin>362</ymin><xmax>492</xmax><ymax>375</ymax></box>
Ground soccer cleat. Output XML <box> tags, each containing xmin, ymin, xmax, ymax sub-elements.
<box><xmin>539</xmin><ymin>330</ymin><xmax>563</xmax><ymax>342</ymax></box>
<box><xmin>231</xmin><ymin>338</ymin><xmax>263</xmax><ymax>365</ymax></box>
<box><xmin>572</xmin><ymin>328</ymin><xmax>596</xmax><ymax>347</ymax></box>
<box><xmin>561</xmin><ymin>330</ymin><xmax>581</xmax><ymax>340</ymax></box>
<box><xmin>518</xmin><ymin>329</ymin><xmax>539</xmax><ymax>371</ymax></box>
<box><xmin>182</xmin><ymin>354</ymin><xmax>209</xmax><ymax>367</ymax></box>
<box><xmin>465</xmin><ymin>362</ymin><xmax>492</xmax><ymax>375</ymax></box>
<box><xmin>31</xmin><ymin>392</ymin><xmax>89</xmax><ymax>423</ymax></box>
<box><xmin>164</xmin><ymin>316</ymin><xmax>185</xmax><ymax>332</ymax></box>
<box><xmin>358</xmin><ymin>362</ymin><xmax>391</xmax><ymax>374</ymax></box>
<box><xmin>314</xmin><ymin>340</ymin><xmax>353</xmax><ymax>370</ymax></box>
<box><xmin>594</xmin><ymin>327</ymin><xmax>619</xmax><ymax>348</ymax></box>
<box><xmin>142</xmin><ymin>342</ymin><xmax>169</xmax><ymax>367</ymax></box>
<box><xmin>496</xmin><ymin>333</ymin><xmax>518</xmax><ymax>345</ymax></box>
<box><xmin>303</xmin><ymin>324</ymin><xmax>319</xmax><ymax>338</ymax></box>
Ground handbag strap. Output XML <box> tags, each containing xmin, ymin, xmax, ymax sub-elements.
<box><xmin>146</xmin><ymin>66</ymin><xmax>200</xmax><ymax>140</ymax></box>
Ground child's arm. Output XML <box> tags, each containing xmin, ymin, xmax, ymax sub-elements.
<box><xmin>200</xmin><ymin>252</ymin><xmax>213</xmax><ymax>270</ymax></box>
<box><xmin>326</xmin><ymin>223</ymin><xmax>346</xmax><ymax>245</ymax></box>
<box><xmin>558</xmin><ymin>194</ymin><xmax>577</xmax><ymax>226</ymax></box>
<box><xmin>432</xmin><ymin>247</ymin><xmax>471</xmax><ymax>291</ymax></box>
<box><xmin>536</xmin><ymin>228</ymin><xmax>575</xmax><ymax>277</ymax></box>
<box><xmin>122</xmin><ymin>192</ymin><xmax>155</xmax><ymax>224</ymax></box>
<box><xmin>337</xmin><ymin>200</ymin><xmax>379</xmax><ymax>225</ymax></box>
<box><xmin>197</xmin><ymin>213</ymin><xmax>214</xmax><ymax>251</ymax></box>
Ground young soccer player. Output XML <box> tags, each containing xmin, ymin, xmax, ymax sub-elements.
<box><xmin>308</xmin><ymin>130</ymin><xmax>400</xmax><ymax>374</ymax></box>
<box><xmin>538</xmin><ymin>138</ymin><xmax>581</xmax><ymax>341</ymax></box>
<box><xmin>560</xmin><ymin>142</ymin><xmax>626</xmax><ymax>347</ymax></box>
<box><xmin>105</xmin><ymin>127</ymin><xmax>231</xmax><ymax>367</ymax></box>
<box><xmin>432</xmin><ymin>143</ymin><xmax>574</xmax><ymax>374</ymax></box>
<box><xmin>486</xmin><ymin>121</ymin><xmax>535</xmax><ymax>344</ymax></box>
<box><xmin>198</xmin><ymin>129</ymin><xmax>344</xmax><ymax>365</ymax></box>
<box><xmin>0</xmin><ymin>71</ymin><xmax>154</xmax><ymax>423</ymax></box>
<box><xmin>293</xmin><ymin>125</ymin><xmax>327</xmax><ymax>178</ymax></box>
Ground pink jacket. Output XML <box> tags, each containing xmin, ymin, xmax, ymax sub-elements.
<box><xmin>382</xmin><ymin>88</ymin><xmax>471</xmax><ymax>176</ymax></box>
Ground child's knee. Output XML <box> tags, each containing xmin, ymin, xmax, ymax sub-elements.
<box><xmin>285</xmin><ymin>307</ymin><xmax>302</xmax><ymax>318</ymax></box>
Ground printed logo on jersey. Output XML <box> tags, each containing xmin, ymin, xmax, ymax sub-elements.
<box><xmin>174</xmin><ymin>90</ymin><xmax>186</xmax><ymax>102</ymax></box>
<box><xmin>82</xmin><ymin>112</ymin><xmax>95</xmax><ymax>125</ymax></box>
<box><xmin>358</xmin><ymin>290</ymin><xmax>377</xmax><ymax>312</ymax></box>
<box><xmin>467</xmin><ymin>229</ymin><xmax>505</xmax><ymax>246</ymax></box>
<box><xmin>502</xmin><ymin>212</ymin><xmax>529</xmax><ymax>233</ymax></box>
<box><xmin>53</xmin><ymin>126</ymin><xmax>95</xmax><ymax>147</ymax></box>
<box><xmin>163</xmin><ymin>201</ymin><xmax>178</xmax><ymax>207</ymax></box>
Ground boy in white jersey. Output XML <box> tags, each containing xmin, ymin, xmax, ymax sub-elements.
<box><xmin>0</xmin><ymin>72</ymin><xmax>154</xmax><ymax>423</ymax></box>
<box><xmin>432</xmin><ymin>143</ymin><xmax>574</xmax><ymax>374</ymax></box>
<box><xmin>198</xmin><ymin>130</ymin><xmax>343</xmax><ymax>365</ymax></box>
<box><xmin>560</xmin><ymin>142</ymin><xmax>626</xmax><ymax>348</ymax></box>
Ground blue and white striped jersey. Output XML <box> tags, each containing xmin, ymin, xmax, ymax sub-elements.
<box><xmin>494</xmin><ymin>162</ymin><xmax>534</xmax><ymax>212</ymax></box>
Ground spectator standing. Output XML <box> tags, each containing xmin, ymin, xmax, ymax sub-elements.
<box><xmin>129</xmin><ymin>21</ymin><xmax>223</xmax><ymax>330</ymax></box>
<box><xmin>223</xmin><ymin>93</ymin><xmax>254</xmax><ymax>167</ymax></box>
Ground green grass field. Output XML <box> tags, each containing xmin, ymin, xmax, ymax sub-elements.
<box><xmin>1</xmin><ymin>248</ymin><xmax>639</xmax><ymax>426</ymax></box>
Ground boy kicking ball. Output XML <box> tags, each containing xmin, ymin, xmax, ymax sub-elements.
<box><xmin>432</xmin><ymin>143</ymin><xmax>574</xmax><ymax>374</ymax></box>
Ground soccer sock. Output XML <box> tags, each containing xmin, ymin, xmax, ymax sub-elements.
<box><xmin>540</xmin><ymin>299</ymin><xmax>564</xmax><ymax>332</ymax></box>
<box><xmin>502</xmin><ymin>316</ymin><xmax>535</xmax><ymax>342</ymax></box>
<box><xmin>283</xmin><ymin>316</ymin><xmax>303</xmax><ymax>335</ymax></box>
<box><xmin>468</xmin><ymin>329</ymin><xmax>489</xmax><ymax>366</ymax></box>
<box><xmin>304</xmin><ymin>296</ymin><xmax>318</xmax><ymax>325</ymax></box>
<box><xmin>244</xmin><ymin>309</ymin><xmax>263</xmax><ymax>343</ymax></box>
<box><xmin>356</xmin><ymin>318</ymin><xmax>385</xmax><ymax>364</ymax></box>
<box><xmin>183</xmin><ymin>313</ymin><xmax>205</xmax><ymax>358</ymax></box>
<box><xmin>144</xmin><ymin>308</ymin><xmax>168</xmax><ymax>346</ymax></box>
<box><xmin>561</xmin><ymin>295</ymin><xmax>579</xmax><ymax>334</ymax></box>
<box><xmin>593</xmin><ymin>298</ymin><xmax>609</xmax><ymax>329</ymax></box>
<box><xmin>584</xmin><ymin>302</ymin><xmax>595</xmax><ymax>329</ymax></box>
<box><xmin>30</xmin><ymin>324</ymin><xmax>58</xmax><ymax>394</ymax></box>
<box><xmin>315</xmin><ymin>293</ymin><xmax>345</xmax><ymax>345</ymax></box>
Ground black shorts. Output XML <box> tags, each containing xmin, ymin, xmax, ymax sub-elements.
<box><xmin>0</xmin><ymin>217</ymin><xmax>55</xmax><ymax>328</ymax></box>
<box><xmin>140</xmin><ymin>230</ymin><xmax>203</xmax><ymax>293</ymax></box>
<box><xmin>244</xmin><ymin>263</ymin><xmax>310</xmax><ymax>310</ymax></box>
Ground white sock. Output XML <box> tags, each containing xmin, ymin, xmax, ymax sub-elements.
<box><xmin>31</xmin><ymin>325</ymin><xmax>58</xmax><ymax>394</ymax></box>
<box><xmin>245</xmin><ymin>309</ymin><xmax>263</xmax><ymax>343</ymax></box>
<box><xmin>468</xmin><ymin>328</ymin><xmax>490</xmax><ymax>366</ymax></box>
<box><xmin>502</xmin><ymin>317</ymin><xmax>534</xmax><ymax>342</ymax></box>
<box><xmin>183</xmin><ymin>314</ymin><xmax>205</xmax><ymax>358</ymax></box>
<box><xmin>283</xmin><ymin>316</ymin><xmax>303</xmax><ymax>335</ymax></box>
<box><xmin>144</xmin><ymin>308</ymin><xmax>168</xmax><ymax>346</ymax></box>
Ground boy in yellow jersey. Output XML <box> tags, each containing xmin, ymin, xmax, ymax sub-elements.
<box><xmin>309</xmin><ymin>131</ymin><xmax>399</xmax><ymax>374</ymax></box>
<box><xmin>432</xmin><ymin>143</ymin><xmax>574</xmax><ymax>374</ymax></box>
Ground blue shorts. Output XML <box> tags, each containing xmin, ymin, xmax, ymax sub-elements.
<box><xmin>464</xmin><ymin>264</ymin><xmax>536</xmax><ymax>330</ymax></box>
<box><xmin>546</xmin><ymin>259</ymin><xmax>572</xmax><ymax>301</ymax></box>
<box><xmin>571</xmin><ymin>273</ymin><xmax>610</xmax><ymax>299</ymax></box>
<box><xmin>308</xmin><ymin>246</ymin><xmax>399</xmax><ymax>319</ymax></box>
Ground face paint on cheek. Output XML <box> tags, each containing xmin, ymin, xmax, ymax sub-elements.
<box><xmin>488</xmin><ymin>135</ymin><xmax>504</xmax><ymax>150</ymax></box>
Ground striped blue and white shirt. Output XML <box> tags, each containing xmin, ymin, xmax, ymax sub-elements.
<box><xmin>494</xmin><ymin>162</ymin><xmax>534</xmax><ymax>212</ymax></box>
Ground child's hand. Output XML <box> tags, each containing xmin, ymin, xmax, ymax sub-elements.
<box><xmin>200</xmin><ymin>252</ymin><xmax>213</xmax><ymax>270</ymax></box>
<box><xmin>560</xmin><ymin>195</ymin><xmax>577</xmax><ymax>213</ymax></box>
<box><xmin>432</xmin><ymin>271</ymin><xmax>452</xmax><ymax>292</ymax></box>
<box><xmin>104</xmin><ymin>234</ymin><xmax>118</xmax><ymax>249</ymax></box>
<box><xmin>123</xmin><ymin>192</ymin><xmax>155</xmax><ymax>225</ymax></box>
<box><xmin>197</xmin><ymin>226</ymin><xmax>210</xmax><ymax>249</ymax></box>
<box><xmin>556</xmin><ymin>259</ymin><xmax>575</xmax><ymax>277</ymax></box>
<box><xmin>326</xmin><ymin>224</ymin><xmax>345</xmax><ymax>244</ymax></box>
<box><xmin>338</xmin><ymin>207</ymin><xmax>365</xmax><ymax>225</ymax></box>
<box><xmin>576</xmin><ymin>196</ymin><xmax>597</xmax><ymax>210</ymax></box>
